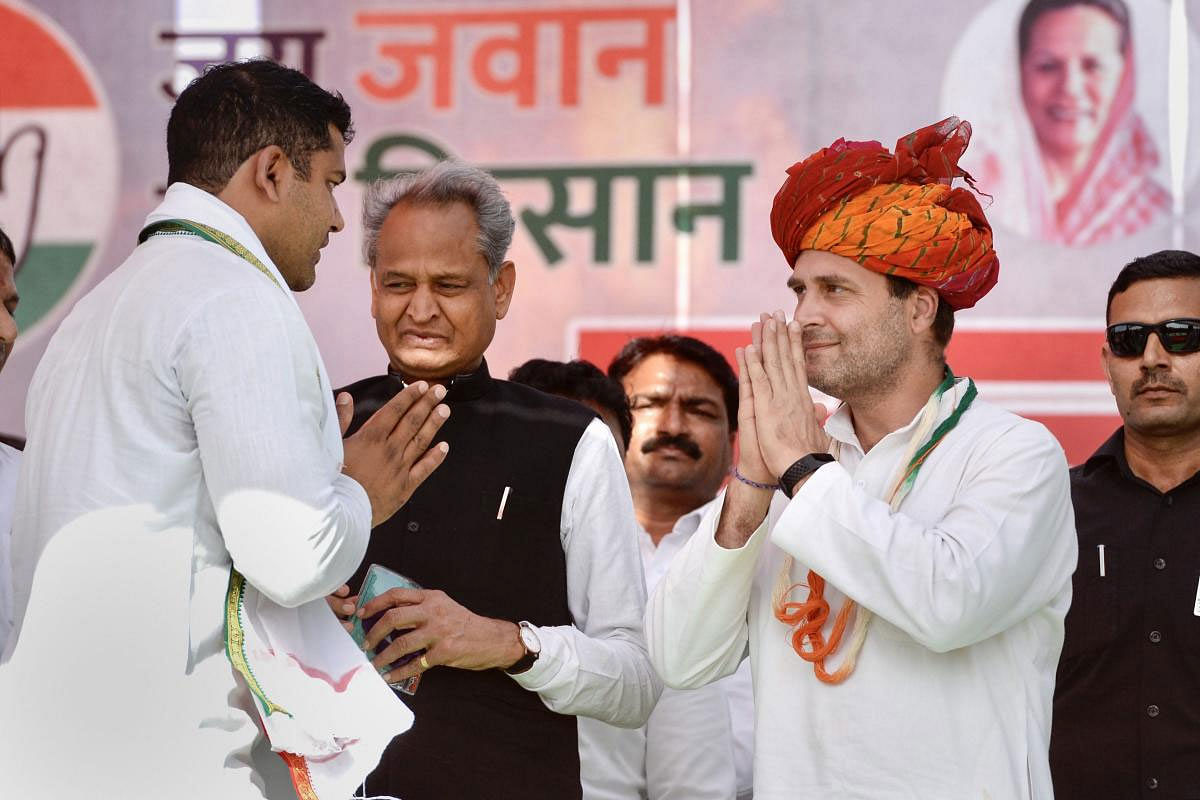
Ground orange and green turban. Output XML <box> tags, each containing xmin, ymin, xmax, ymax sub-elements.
<box><xmin>770</xmin><ymin>117</ymin><xmax>999</xmax><ymax>310</ymax></box>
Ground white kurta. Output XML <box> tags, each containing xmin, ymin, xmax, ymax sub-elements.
<box><xmin>646</xmin><ymin>395</ymin><xmax>1077</xmax><ymax>800</ymax></box>
<box><xmin>0</xmin><ymin>184</ymin><xmax>373</xmax><ymax>798</ymax></box>
<box><xmin>579</xmin><ymin>497</ymin><xmax>751</xmax><ymax>799</ymax></box>
<box><xmin>0</xmin><ymin>442</ymin><xmax>18</xmax><ymax>658</ymax></box>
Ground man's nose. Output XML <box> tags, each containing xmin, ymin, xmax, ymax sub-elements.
<box><xmin>657</xmin><ymin>400</ymin><xmax>686</xmax><ymax>434</ymax></box>
<box><xmin>1141</xmin><ymin>330</ymin><xmax>1171</xmax><ymax>369</ymax></box>
<box><xmin>792</xmin><ymin>295</ymin><xmax>825</xmax><ymax>328</ymax></box>
<box><xmin>330</xmin><ymin>199</ymin><xmax>345</xmax><ymax>233</ymax></box>
<box><xmin>405</xmin><ymin>285</ymin><xmax>437</xmax><ymax>321</ymax></box>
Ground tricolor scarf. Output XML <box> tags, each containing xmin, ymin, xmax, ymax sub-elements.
<box><xmin>140</xmin><ymin>219</ymin><xmax>413</xmax><ymax>800</ymax></box>
<box><xmin>771</xmin><ymin>368</ymin><xmax>977</xmax><ymax>684</ymax></box>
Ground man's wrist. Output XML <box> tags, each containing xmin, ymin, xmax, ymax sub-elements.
<box><xmin>777</xmin><ymin>452</ymin><xmax>836</xmax><ymax>498</ymax></box>
<box><xmin>730</xmin><ymin>466</ymin><xmax>776</xmax><ymax>491</ymax></box>
<box><xmin>715</xmin><ymin>479</ymin><xmax>771</xmax><ymax>549</ymax></box>
<box><xmin>494</xmin><ymin>619</ymin><xmax>525</xmax><ymax>670</ymax></box>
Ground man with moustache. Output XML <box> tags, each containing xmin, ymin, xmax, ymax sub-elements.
<box><xmin>645</xmin><ymin>118</ymin><xmax>1077</xmax><ymax>798</ymax></box>
<box><xmin>335</xmin><ymin>161</ymin><xmax>659</xmax><ymax>800</ymax></box>
<box><xmin>1051</xmin><ymin>250</ymin><xmax>1200</xmax><ymax>799</ymax></box>
<box><xmin>521</xmin><ymin>343</ymin><xmax>750</xmax><ymax>798</ymax></box>
<box><xmin>581</xmin><ymin>335</ymin><xmax>754</xmax><ymax>800</ymax></box>
<box><xmin>0</xmin><ymin>226</ymin><xmax>20</xmax><ymax>658</ymax></box>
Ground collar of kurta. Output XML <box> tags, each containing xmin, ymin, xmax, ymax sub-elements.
<box><xmin>822</xmin><ymin>374</ymin><xmax>968</xmax><ymax>456</ymax></box>
<box><xmin>138</xmin><ymin>183</ymin><xmax>293</xmax><ymax>306</ymax></box>
<box><xmin>386</xmin><ymin>357</ymin><xmax>493</xmax><ymax>402</ymax></box>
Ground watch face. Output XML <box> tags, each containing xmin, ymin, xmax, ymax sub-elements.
<box><xmin>518</xmin><ymin>624</ymin><xmax>541</xmax><ymax>654</ymax></box>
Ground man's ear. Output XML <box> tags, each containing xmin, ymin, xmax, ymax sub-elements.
<box><xmin>492</xmin><ymin>261</ymin><xmax>516</xmax><ymax>320</ymax></box>
<box><xmin>251</xmin><ymin>145</ymin><xmax>291</xmax><ymax>203</ymax></box>
<box><xmin>368</xmin><ymin>268</ymin><xmax>381</xmax><ymax>321</ymax></box>
<box><xmin>1101</xmin><ymin>344</ymin><xmax>1117</xmax><ymax>397</ymax></box>
<box><xmin>911</xmin><ymin>285</ymin><xmax>939</xmax><ymax>335</ymax></box>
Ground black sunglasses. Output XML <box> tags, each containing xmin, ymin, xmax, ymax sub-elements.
<box><xmin>1106</xmin><ymin>318</ymin><xmax>1200</xmax><ymax>358</ymax></box>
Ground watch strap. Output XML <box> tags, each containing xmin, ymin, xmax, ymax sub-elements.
<box><xmin>778</xmin><ymin>453</ymin><xmax>836</xmax><ymax>498</ymax></box>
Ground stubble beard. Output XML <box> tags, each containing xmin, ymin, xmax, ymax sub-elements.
<box><xmin>807</xmin><ymin>303</ymin><xmax>913</xmax><ymax>402</ymax></box>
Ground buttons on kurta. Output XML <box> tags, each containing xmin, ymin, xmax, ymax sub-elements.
<box><xmin>1153</xmin><ymin>557</ymin><xmax>1166</xmax><ymax>570</ymax></box>
<box><xmin>1147</xmin><ymin>704</ymin><xmax>1160</xmax><ymax>718</ymax></box>
<box><xmin>407</xmin><ymin>521</ymin><xmax>420</xmax><ymax>533</ymax></box>
<box><xmin>1147</xmin><ymin>777</ymin><xmax>1159</xmax><ymax>789</ymax></box>
<box><xmin>1149</xmin><ymin>630</ymin><xmax>1162</xmax><ymax>643</ymax></box>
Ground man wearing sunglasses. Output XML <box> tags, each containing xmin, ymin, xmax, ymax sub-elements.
<box><xmin>1051</xmin><ymin>250</ymin><xmax>1200</xmax><ymax>799</ymax></box>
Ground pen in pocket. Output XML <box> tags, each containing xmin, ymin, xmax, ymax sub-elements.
<box><xmin>497</xmin><ymin>486</ymin><xmax>511</xmax><ymax>520</ymax></box>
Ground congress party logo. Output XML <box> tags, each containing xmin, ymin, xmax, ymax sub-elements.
<box><xmin>0</xmin><ymin>1</ymin><xmax>118</xmax><ymax>338</ymax></box>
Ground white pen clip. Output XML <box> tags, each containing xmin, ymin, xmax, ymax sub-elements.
<box><xmin>497</xmin><ymin>486</ymin><xmax>511</xmax><ymax>520</ymax></box>
<box><xmin>1097</xmin><ymin>544</ymin><xmax>1106</xmax><ymax>577</ymax></box>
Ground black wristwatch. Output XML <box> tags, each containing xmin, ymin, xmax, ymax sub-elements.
<box><xmin>778</xmin><ymin>453</ymin><xmax>836</xmax><ymax>498</ymax></box>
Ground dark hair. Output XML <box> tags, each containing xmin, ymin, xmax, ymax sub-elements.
<box><xmin>886</xmin><ymin>275</ymin><xmax>955</xmax><ymax>352</ymax></box>
<box><xmin>1106</xmin><ymin>250</ymin><xmax>1200</xmax><ymax>321</ymax></box>
<box><xmin>167</xmin><ymin>59</ymin><xmax>353</xmax><ymax>192</ymax></box>
<box><xmin>509</xmin><ymin>359</ymin><xmax>633</xmax><ymax>451</ymax></box>
<box><xmin>607</xmin><ymin>335</ymin><xmax>738</xmax><ymax>432</ymax></box>
<box><xmin>1018</xmin><ymin>0</ymin><xmax>1131</xmax><ymax>58</ymax></box>
<box><xmin>0</xmin><ymin>226</ymin><xmax>13</xmax><ymax>267</ymax></box>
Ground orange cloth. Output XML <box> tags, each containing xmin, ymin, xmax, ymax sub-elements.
<box><xmin>770</xmin><ymin>117</ymin><xmax>999</xmax><ymax>310</ymax></box>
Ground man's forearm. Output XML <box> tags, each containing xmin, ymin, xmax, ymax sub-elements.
<box><xmin>715</xmin><ymin>479</ymin><xmax>773</xmax><ymax>549</ymax></box>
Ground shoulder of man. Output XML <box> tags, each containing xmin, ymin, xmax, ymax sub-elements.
<box><xmin>118</xmin><ymin>236</ymin><xmax>297</xmax><ymax>332</ymax></box>
<box><xmin>955</xmin><ymin>396</ymin><xmax>1067</xmax><ymax>461</ymax></box>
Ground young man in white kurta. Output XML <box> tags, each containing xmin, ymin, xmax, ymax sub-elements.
<box><xmin>1</xmin><ymin>183</ymin><xmax>373</xmax><ymax>798</ymax></box>
<box><xmin>0</xmin><ymin>62</ymin><xmax>446</xmax><ymax>799</ymax></box>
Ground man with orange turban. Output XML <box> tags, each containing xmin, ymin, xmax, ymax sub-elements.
<box><xmin>646</xmin><ymin>118</ymin><xmax>1077</xmax><ymax>798</ymax></box>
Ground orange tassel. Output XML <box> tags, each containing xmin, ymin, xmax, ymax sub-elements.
<box><xmin>774</xmin><ymin>571</ymin><xmax>859</xmax><ymax>684</ymax></box>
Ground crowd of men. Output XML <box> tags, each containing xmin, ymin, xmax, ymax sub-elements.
<box><xmin>0</xmin><ymin>53</ymin><xmax>1197</xmax><ymax>800</ymax></box>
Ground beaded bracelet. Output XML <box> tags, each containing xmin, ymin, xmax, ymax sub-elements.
<box><xmin>730</xmin><ymin>466</ymin><xmax>777</xmax><ymax>491</ymax></box>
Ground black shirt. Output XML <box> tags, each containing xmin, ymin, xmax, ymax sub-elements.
<box><xmin>1050</xmin><ymin>428</ymin><xmax>1200</xmax><ymax>799</ymax></box>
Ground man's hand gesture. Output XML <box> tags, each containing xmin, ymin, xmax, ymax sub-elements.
<box><xmin>744</xmin><ymin>311</ymin><xmax>831</xmax><ymax>477</ymax></box>
<box><xmin>338</xmin><ymin>383</ymin><xmax>451</xmax><ymax>527</ymax></box>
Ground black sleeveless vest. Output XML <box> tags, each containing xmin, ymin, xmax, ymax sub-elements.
<box><xmin>340</xmin><ymin>359</ymin><xmax>595</xmax><ymax>800</ymax></box>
